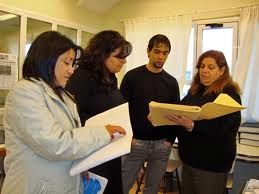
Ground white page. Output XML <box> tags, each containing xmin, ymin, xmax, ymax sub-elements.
<box><xmin>70</xmin><ymin>103</ymin><xmax>132</xmax><ymax>176</ymax></box>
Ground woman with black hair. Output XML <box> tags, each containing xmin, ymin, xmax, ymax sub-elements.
<box><xmin>2</xmin><ymin>31</ymin><xmax>125</xmax><ymax>194</ymax></box>
<box><xmin>66</xmin><ymin>30</ymin><xmax>132</xmax><ymax>194</ymax></box>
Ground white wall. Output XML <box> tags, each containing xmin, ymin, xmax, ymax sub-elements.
<box><xmin>101</xmin><ymin>0</ymin><xmax>259</xmax><ymax>33</ymax></box>
<box><xmin>1</xmin><ymin>0</ymin><xmax>258</xmax><ymax>83</ymax></box>
<box><xmin>100</xmin><ymin>0</ymin><xmax>259</xmax><ymax>83</ymax></box>
<box><xmin>0</xmin><ymin>0</ymin><xmax>103</xmax><ymax>31</ymax></box>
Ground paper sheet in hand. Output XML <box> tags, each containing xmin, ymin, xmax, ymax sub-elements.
<box><xmin>70</xmin><ymin>103</ymin><xmax>132</xmax><ymax>176</ymax></box>
<box><xmin>149</xmin><ymin>93</ymin><xmax>246</xmax><ymax>126</ymax></box>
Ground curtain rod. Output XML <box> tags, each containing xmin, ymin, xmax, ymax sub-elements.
<box><xmin>121</xmin><ymin>4</ymin><xmax>259</xmax><ymax>23</ymax></box>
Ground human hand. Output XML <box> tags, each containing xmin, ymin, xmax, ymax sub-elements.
<box><xmin>105</xmin><ymin>124</ymin><xmax>126</xmax><ymax>139</ymax></box>
<box><xmin>164</xmin><ymin>141</ymin><xmax>172</xmax><ymax>148</ymax></box>
<box><xmin>81</xmin><ymin>171</ymin><xmax>89</xmax><ymax>181</ymax></box>
<box><xmin>165</xmin><ymin>113</ymin><xmax>194</xmax><ymax>132</ymax></box>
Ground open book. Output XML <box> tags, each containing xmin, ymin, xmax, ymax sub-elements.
<box><xmin>149</xmin><ymin>93</ymin><xmax>246</xmax><ymax>126</ymax></box>
<box><xmin>242</xmin><ymin>179</ymin><xmax>259</xmax><ymax>194</ymax></box>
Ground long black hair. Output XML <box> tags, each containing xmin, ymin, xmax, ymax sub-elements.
<box><xmin>23</xmin><ymin>31</ymin><xmax>82</xmax><ymax>101</ymax></box>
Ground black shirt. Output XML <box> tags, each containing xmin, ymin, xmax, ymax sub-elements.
<box><xmin>66</xmin><ymin>67</ymin><xmax>125</xmax><ymax>194</ymax></box>
<box><xmin>120</xmin><ymin>65</ymin><xmax>180</xmax><ymax>141</ymax></box>
<box><xmin>66</xmin><ymin>68</ymin><xmax>125</xmax><ymax>125</ymax></box>
<box><xmin>178</xmin><ymin>85</ymin><xmax>241</xmax><ymax>172</ymax></box>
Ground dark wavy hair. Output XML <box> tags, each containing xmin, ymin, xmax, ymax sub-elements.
<box><xmin>22</xmin><ymin>31</ymin><xmax>83</xmax><ymax>101</ymax></box>
<box><xmin>79</xmin><ymin>30</ymin><xmax>132</xmax><ymax>90</ymax></box>
<box><xmin>148</xmin><ymin>34</ymin><xmax>171</xmax><ymax>52</ymax></box>
<box><xmin>189</xmin><ymin>50</ymin><xmax>240</xmax><ymax>96</ymax></box>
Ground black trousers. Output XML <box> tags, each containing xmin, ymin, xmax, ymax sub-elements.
<box><xmin>90</xmin><ymin>157</ymin><xmax>123</xmax><ymax>194</ymax></box>
<box><xmin>181</xmin><ymin>163</ymin><xmax>228</xmax><ymax>194</ymax></box>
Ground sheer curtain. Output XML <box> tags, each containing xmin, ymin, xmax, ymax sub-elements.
<box><xmin>124</xmin><ymin>15</ymin><xmax>192</xmax><ymax>92</ymax></box>
<box><xmin>233</xmin><ymin>5</ymin><xmax>259</xmax><ymax>122</ymax></box>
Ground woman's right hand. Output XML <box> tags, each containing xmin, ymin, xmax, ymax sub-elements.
<box><xmin>105</xmin><ymin>124</ymin><xmax>126</xmax><ymax>139</ymax></box>
<box><xmin>166</xmin><ymin>113</ymin><xmax>194</xmax><ymax>132</ymax></box>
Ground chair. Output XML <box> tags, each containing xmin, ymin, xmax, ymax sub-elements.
<box><xmin>135</xmin><ymin>162</ymin><xmax>146</xmax><ymax>194</ymax></box>
<box><xmin>163</xmin><ymin>159</ymin><xmax>182</xmax><ymax>194</ymax></box>
<box><xmin>136</xmin><ymin>159</ymin><xmax>182</xmax><ymax>194</ymax></box>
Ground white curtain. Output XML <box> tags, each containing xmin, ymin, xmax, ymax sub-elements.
<box><xmin>233</xmin><ymin>6</ymin><xmax>259</xmax><ymax>122</ymax></box>
<box><xmin>124</xmin><ymin>15</ymin><xmax>192</xmax><ymax>92</ymax></box>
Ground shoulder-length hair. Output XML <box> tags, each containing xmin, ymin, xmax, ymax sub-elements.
<box><xmin>79</xmin><ymin>30</ymin><xmax>132</xmax><ymax>89</ymax></box>
<box><xmin>189</xmin><ymin>50</ymin><xmax>240</xmax><ymax>96</ymax></box>
<box><xmin>22</xmin><ymin>31</ymin><xmax>82</xmax><ymax>101</ymax></box>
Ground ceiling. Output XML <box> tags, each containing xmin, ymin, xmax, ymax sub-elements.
<box><xmin>77</xmin><ymin>0</ymin><xmax>122</xmax><ymax>14</ymax></box>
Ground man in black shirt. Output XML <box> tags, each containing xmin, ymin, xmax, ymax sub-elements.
<box><xmin>120</xmin><ymin>34</ymin><xmax>180</xmax><ymax>194</ymax></box>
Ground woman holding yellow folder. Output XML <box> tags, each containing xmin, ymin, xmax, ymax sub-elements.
<box><xmin>165</xmin><ymin>50</ymin><xmax>241</xmax><ymax>194</ymax></box>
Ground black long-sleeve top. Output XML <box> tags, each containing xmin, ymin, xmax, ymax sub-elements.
<box><xmin>177</xmin><ymin>85</ymin><xmax>241</xmax><ymax>172</ymax></box>
<box><xmin>66</xmin><ymin>68</ymin><xmax>125</xmax><ymax>125</ymax></box>
<box><xmin>120</xmin><ymin>65</ymin><xmax>180</xmax><ymax>142</ymax></box>
<box><xmin>66</xmin><ymin>67</ymin><xmax>125</xmax><ymax>194</ymax></box>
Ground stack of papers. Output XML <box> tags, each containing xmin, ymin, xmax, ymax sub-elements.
<box><xmin>243</xmin><ymin>179</ymin><xmax>259</xmax><ymax>194</ymax></box>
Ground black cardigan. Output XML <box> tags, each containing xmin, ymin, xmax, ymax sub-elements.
<box><xmin>66</xmin><ymin>67</ymin><xmax>125</xmax><ymax>194</ymax></box>
<box><xmin>177</xmin><ymin>85</ymin><xmax>241</xmax><ymax>172</ymax></box>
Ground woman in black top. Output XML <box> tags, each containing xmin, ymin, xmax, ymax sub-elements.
<box><xmin>166</xmin><ymin>50</ymin><xmax>241</xmax><ymax>194</ymax></box>
<box><xmin>66</xmin><ymin>30</ymin><xmax>132</xmax><ymax>194</ymax></box>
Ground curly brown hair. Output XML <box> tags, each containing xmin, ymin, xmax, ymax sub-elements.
<box><xmin>79</xmin><ymin>30</ymin><xmax>132</xmax><ymax>90</ymax></box>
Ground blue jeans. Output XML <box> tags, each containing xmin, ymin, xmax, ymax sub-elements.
<box><xmin>122</xmin><ymin>138</ymin><xmax>171</xmax><ymax>194</ymax></box>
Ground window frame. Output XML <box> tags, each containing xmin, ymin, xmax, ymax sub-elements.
<box><xmin>0</xmin><ymin>3</ymin><xmax>98</xmax><ymax>79</ymax></box>
<box><xmin>196</xmin><ymin>17</ymin><xmax>239</xmax><ymax>74</ymax></box>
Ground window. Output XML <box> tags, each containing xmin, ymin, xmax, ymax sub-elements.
<box><xmin>26</xmin><ymin>18</ymin><xmax>52</xmax><ymax>55</ymax></box>
<box><xmin>0</xmin><ymin>11</ymin><xmax>20</xmax><ymax>107</ymax></box>
<box><xmin>197</xmin><ymin>20</ymin><xmax>238</xmax><ymax>73</ymax></box>
<box><xmin>57</xmin><ymin>25</ymin><xmax>77</xmax><ymax>43</ymax></box>
<box><xmin>182</xmin><ymin>27</ymin><xmax>195</xmax><ymax>97</ymax></box>
<box><xmin>81</xmin><ymin>31</ymin><xmax>95</xmax><ymax>49</ymax></box>
<box><xmin>183</xmin><ymin>18</ymin><xmax>239</xmax><ymax>98</ymax></box>
<box><xmin>0</xmin><ymin>5</ymin><xmax>98</xmax><ymax>106</ymax></box>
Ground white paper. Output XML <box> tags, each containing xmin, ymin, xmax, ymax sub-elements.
<box><xmin>70</xmin><ymin>103</ymin><xmax>132</xmax><ymax>176</ymax></box>
<box><xmin>0</xmin><ymin>53</ymin><xmax>18</xmax><ymax>89</ymax></box>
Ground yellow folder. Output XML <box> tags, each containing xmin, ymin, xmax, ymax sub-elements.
<box><xmin>149</xmin><ymin>93</ymin><xmax>246</xmax><ymax>126</ymax></box>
